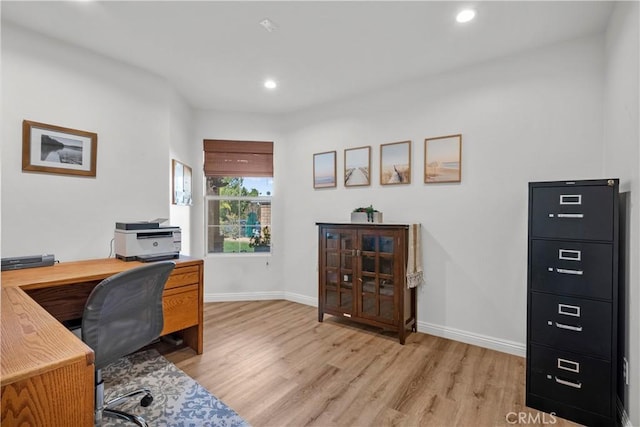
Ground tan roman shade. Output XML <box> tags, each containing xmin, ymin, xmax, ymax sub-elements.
<box><xmin>203</xmin><ymin>139</ymin><xmax>273</xmax><ymax>178</ymax></box>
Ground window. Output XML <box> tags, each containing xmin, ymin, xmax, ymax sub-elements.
<box><xmin>204</xmin><ymin>140</ymin><xmax>273</xmax><ymax>254</ymax></box>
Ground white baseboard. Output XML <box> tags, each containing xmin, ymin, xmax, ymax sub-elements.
<box><xmin>418</xmin><ymin>321</ymin><xmax>526</xmax><ymax>357</ymax></box>
<box><xmin>204</xmin><ymin>291</ymin><xmax>285</xmax><ymax>302</ymax></box>
<box><xmin>283</xmin><ymin>292</ymin><xmax>316</xmax><ymax>307</ymax></box>
<box><xmin>203</xmin><ymin>292</ymin><xmax>526</xmax><ymax>357</ymax></box>
<box><xmin>617</xmin><ymin>397</ymin><xmax>632</xmax><ymax>427</ymax></box>
<box><xmin>204</xmin><ymin>291</ymin><xmax>316</xmax><ymax>304</ymax></box>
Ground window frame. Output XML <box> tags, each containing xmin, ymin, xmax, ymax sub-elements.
<box><xmin>205</xmin><ymin>193</ymin><xmax>272</xmax><ymax>257</ymax></box>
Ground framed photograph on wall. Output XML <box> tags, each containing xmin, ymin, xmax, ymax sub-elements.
<box><xmin>172</xmin><ymin>159</ymin><xmax>193</xmax><ymax>205</ymax></box>
<box><xmin>22</xmin><ymin>120</ymin><xmax>97</xmax><ymax>177</ymax></box>
<box><xmin>344</xmin><ymin>146</ymin><xmax>371</xmax><ymax>187</ymax></box>
<box><xmin>313</xmin><ymin>151</ymin><xmax>337</xmax><ymax>188</ymax></box>
<box><xmin>424</xmin><ymin>134</ymin><xmax>462</xmax><ymax>183</ymax></box>
<box><xmin>380</xmin><ymin>140</ymin><xmax>411</xmax><ymax>185</ymax></box>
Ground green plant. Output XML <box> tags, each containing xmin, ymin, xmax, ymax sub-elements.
<box><xmin>249</xmin><ymin>226</ymin><xmax>271</xmax><ymax>247</ymax></box>
<box><xmin>353</xmin><ymin>205</ymin><xmax>379</xmax><ymax>222</ymax></box>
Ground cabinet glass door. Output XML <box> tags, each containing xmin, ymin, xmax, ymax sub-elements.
<box><xmin>323</xmin><ymin>229</ymin><xmax>355</xmax><ymax>313</ymax></box>
<box><xmin>358</xmin><ymin>231</ymin><xmax>396</xmax><ymax>324</ymax></box>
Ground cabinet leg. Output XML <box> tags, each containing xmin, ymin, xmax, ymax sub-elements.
<box><xmin>318</xmin><ymin>311</ymin><xmax>324</xmax><ymax>322</ymax></box>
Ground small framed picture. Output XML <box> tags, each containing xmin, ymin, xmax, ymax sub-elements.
<box><xmin>313</xmin><ymin>151</ymin><xmax>337</xmax><ymax>188</ymax></box>
<box><xmin>22</xmin><ymin>120</ymin><xmax>97</xmax><ymax>177</ymax></box>
<box><xmin>380</xmin><ymin>140</ymin><xmax>411</xmax><ymax>185</ymax></box>
<box><xmin>425</xmin><ymin>134</ymin><xmax>462</xmax><ymax>183</ymax></box>
<box><xmin>344</xmin><ymin>146</ymin><xmax>371</xmax><ymax>187</ymax></box>
<box><xmin>172</xmin><ymin>159</ymin><xmax>193</xmax><ymax>205</ymax></box>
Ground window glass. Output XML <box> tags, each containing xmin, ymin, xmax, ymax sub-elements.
<box><xmin>206</xmin><ymin>177</ymin><xmax>272</xmax><ymax>254</ymax></box>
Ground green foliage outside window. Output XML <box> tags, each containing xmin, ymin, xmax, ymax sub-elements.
<box><xmin>218</xmin><ymin>178</ymin><xmax>259</xmax><ymax>227</ymax></box>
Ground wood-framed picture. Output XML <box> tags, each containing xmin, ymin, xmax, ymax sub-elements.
<box><xmin>380</xmin><ymin>140</ymin><xmax>411</xmax><ymax>185</ymax></box>
<box><xmin>172</xmin><ymin>159</ymin><xmax>193</xmax><ymax>205</ymax></box>
<box><xmin>22</xmin><ymin>120</ymin><xmax>97</xmax><ymax>177</ymax></box>
<box><xmin>424</xmin><ymin>134</ymin><xmax>462</xmax><ymax>183</ymax></box>
<box><xmin>344</xmin><ymin>146</ymin><xmax>371</xmax><ymax>187</ymax></box>
<box><xmin>313</xmin><ymin>150</ymin><xmax>337</xmax><ymax>189</ymax></box>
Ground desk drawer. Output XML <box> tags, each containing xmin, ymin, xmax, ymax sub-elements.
<box><xmin>530</xmin><ymin>239</ymin><xmax>613</xmax><ymax>300</ymax></box>
<box><xmin>161</xmin><ymin>284</ymin><xmax>199</xmax><ymax>335</ymax></box>
<box><xmin>529</xmin><ymin>344</ymin><xmax>611</xmax><ymax>416</ymax></box>
<box><xmin>530</xmin><ymin>292</ymin><xmax>611</xmax><ymax>358</ymax></box>
<box><xmin>165</xmin><ymin>265</ymin><xmax>200</xmax><ymax>290</ymax></box>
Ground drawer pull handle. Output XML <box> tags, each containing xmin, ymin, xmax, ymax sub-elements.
<box><xmin>557</xmin><ymin>213</ymin><xmax>584</xmax><ymax>219</ymax></box>
<box><xmin>555</xmin><ymin>376</ymin><xmax>582</xmax><ymax>389</ymax></box>
<box><xmin>558</xmin><ymin>304</ymin><xmax>581</xmax><ymax>317</ymax></box>
<box><xmin>557</xmin><ymin>358</ymin><xmax>580</xmax><ymax>373</ymax></box>
<box><xmin>555</xmin><ymin>322</ymin><xmax>582</xmax><ymax>332</ymax></box>
<box><xmin>556</xmin><ymin>268</ymin><xmax>583</xmax><ymax>276</ymax></box>
<box><xmin>559</xmin><ymin>249</ymin><xmax>581</xmax><ymax>261</ymax></box>
<box><xmin>554</xmin><ymin>377</ymin><xmax>582</xmax><ymax>388</ymax></box>
<box><xmin>560</xmin><ymin>194</ymin><xmax>582</xmax><ymax>205</ymax></box>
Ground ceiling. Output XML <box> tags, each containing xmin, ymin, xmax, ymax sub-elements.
<box><xmin>1</xmin><ymin>1</ymin><xmax>613</xmax><ymax>114</ymax></box>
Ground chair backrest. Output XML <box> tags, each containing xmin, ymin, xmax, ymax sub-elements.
<box><xmin>82</xmin><ymin>261</ymin><xmax>175</xmax><ymax>369</ymax></box>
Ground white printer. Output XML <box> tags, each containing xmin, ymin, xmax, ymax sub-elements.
<box><xmin>114</xmin><ymin>222</ymin><xmax>181</xmax><ymax>262</ymax></box>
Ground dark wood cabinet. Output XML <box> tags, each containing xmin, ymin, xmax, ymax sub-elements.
<box><xmin>526</xmin><ymin>179</ymin><xmax>620</xmax><ymax>426</ymax></box>
<box><xmin>317</xmin><ymin>223</ymin><xmax>417</xmax><ymax>344</ymax></box>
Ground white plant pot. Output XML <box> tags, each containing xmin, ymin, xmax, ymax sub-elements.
<box><xmin>350</xmin><ymin>212</ymin><xmax>383</xmax><ymax>223</ymax></box>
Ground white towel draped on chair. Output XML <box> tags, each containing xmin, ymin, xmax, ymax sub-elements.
<box><xmin>406</xmin><ymin>223</ymin><xmax>424</xmax><ymax>288</ymax></box>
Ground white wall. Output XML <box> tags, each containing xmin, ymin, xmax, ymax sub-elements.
<box><xmin>194</xmin><ymin>110</ymin><xmax>286</xmax><ymax>300</ymax></box>
<box><xmin>168</xmin><ymin>90</ymin><xmax>196</xmax><ymax>255</ymax></box>
<box><xmin>1</xmin><ymin>24</ymin><xmax>173</xmax><ymax>261</ymax></box>
<box><xmin>603</xmin><ymin>2</ymin><xmax>639</xmax><ymax>425</ymax></box>
<box><xmin>280</xmin><ymin>35</ymin><xmax>606</xmax><ymax>355</ymax></box>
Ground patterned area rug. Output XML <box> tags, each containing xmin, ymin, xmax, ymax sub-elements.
<box><xmin>101</xmin><ymin>349</ymin><xmax>249</xmax><ymax>427</ymax></box>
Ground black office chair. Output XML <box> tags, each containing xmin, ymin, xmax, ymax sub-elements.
<box><xmin>80</xmin><ymin>261</ymin><xmax>175</xmax><ymax>427</ymax></box>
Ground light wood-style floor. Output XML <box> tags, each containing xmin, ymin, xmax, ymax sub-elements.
<box><xmin>163</xmin><ymin>300</ymin><xmax>579</xmax><ymax>427</ymax></box>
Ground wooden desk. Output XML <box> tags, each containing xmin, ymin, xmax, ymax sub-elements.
<box><xmin>1</xmin><ymin>256</ymin><xmax>204</xmax><ymax>426</ymax></box>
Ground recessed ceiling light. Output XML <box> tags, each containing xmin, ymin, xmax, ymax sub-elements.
<box><xmin>456</xmin><ymin>9</ymin><xmax>476</xmax><ymax>23</ymax></box>
<box><xmin>264</xmin><ymin>79</ymin><xmax>277</xmax><ymax>90</ymax></box>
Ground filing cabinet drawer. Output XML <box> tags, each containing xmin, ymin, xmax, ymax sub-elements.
<box><xmin>529</xmin><ymin>344</ymin><xmax>611</xmax><ymax>416</ymax></box>
<box><xmin>530</xmin><ymin>292</ymin><xmax>611</xmax><ymax>358</ymax></box>
<box><xmin>530</xmin><ymin>239</ymin><xmax>613</xmax><ymax>300</ymax></box>
<box><xmin>530</xmin><ymin>185</ymin><xmax>614</xmax><ymax>241</ymax></box>
<box><xmin>161</xmin><ymin>284</ymin><xmax>199</xmax><ymax>335</ymax></box>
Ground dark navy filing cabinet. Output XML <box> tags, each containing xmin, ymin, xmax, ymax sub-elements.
<box><xmin>527</xmin><ymin>179</ymin><xmax>620</xmax><ymax>426</ymax></box>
